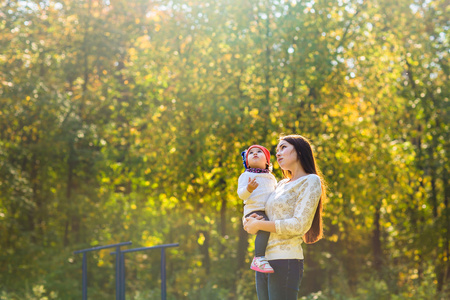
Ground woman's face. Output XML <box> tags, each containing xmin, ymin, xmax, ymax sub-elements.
<box><xmin>276</xmin><ymin>140</ymin><xmax>298</xmax><ymax>170</ymax></box>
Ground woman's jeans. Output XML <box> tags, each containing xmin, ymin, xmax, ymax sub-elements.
<box><xmin>245</xmin><ymin>210</ymin><xmax>270</xmax><ymax>257</ymax></box>
<box><xmin>256</xmin><ymin>259</ymin><xmax>304</xmax><ymax>300</ymax></box>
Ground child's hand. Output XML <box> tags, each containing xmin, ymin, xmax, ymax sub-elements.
<box><xmin>247</xmin><ymin>177</ymin><xmax>259</xmax><ymax>193</ymax></box>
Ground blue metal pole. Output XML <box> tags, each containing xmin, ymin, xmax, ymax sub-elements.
<box><xmin>161</xmin><ymin>248</ymin><xmax>166</xmax><ymax>300</ymax></box>
<box><xmin>116</xmin><ymin>246</ymin><xmax>121</xmax><ymax>300</ymax></box>
<box><xmin>82</xmin><ymin>253</ymin><xmax>87</xmax><ymax>300</ymax></box>
<box><xmin>74</xmin><ymin>241</ymin><xmax>132</xmax><ymax>255</ymax></box>
<box><xmin>121</xmin><ymin>252</ymin><xmax>125</xmax><ymax>300</ymax></box>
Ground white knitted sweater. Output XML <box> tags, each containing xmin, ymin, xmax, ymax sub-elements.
<box><xmin>237</xmin><ymin>171</ymin><xmax>277</xmax><ymax>218</ymax></box>
<box><xmin>265</xmin><ymin>174</ymin><xmax>322</xmax><ymax>260</ymax></box>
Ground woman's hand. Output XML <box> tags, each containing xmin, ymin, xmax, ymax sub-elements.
<box><xmin>243</xmin><ymin>214</ymin><xmax>277</xmax><ymax>234</ymax></box>
<box><xmin>243</xmin><ymin>217</ymin><xmax>261</xmax><ymax>235</ymax></box>
<box><xmin>248</xmin><ymin>213</ymin><xmax>264</xmax><ymax>220</ymax></box>
<box><xmin>242</xmin><ymin>213</ymin><xmax>263</xmax><ymax>225</ymax></box>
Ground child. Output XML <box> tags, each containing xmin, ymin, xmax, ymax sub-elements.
<box><xmin>238</xmin><ymin>145</ymin><xmax>277</xmax><ymax>273</ymax></box>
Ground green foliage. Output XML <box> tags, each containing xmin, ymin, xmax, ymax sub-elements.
<box><xmin>1</xmin><ymin>0</ymin><xmax>449</xmax><ymax>298</ymax></box>
<box><xmin>0</xmin><ymin>284</ymin><xmax>58</xmax><ymax>300</ymax></box>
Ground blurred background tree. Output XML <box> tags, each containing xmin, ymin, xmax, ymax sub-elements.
<box><xmin>0</xmin><ymin>0</ymin><xmax>448</xmax><ymax>299</ymax></box>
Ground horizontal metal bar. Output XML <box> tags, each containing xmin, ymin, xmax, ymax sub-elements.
<box><xmin>74</xmin><ymin>241</ymin><xmax>132</xmax><ymax>254</ymax></box>
<box><xmin>111</xmin><ymin>243</ymin><xmax>179</xmax><ymax>255</ymax></box>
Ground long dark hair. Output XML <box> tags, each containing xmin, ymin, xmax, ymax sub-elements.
<box><xmin>280</xmin><ymin>134</ymin><xmax>326</xmax><ymax>244</ymax></box>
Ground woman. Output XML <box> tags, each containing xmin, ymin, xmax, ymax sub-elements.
<box><xmin>243</xmin><ymin>134</ymin><xmax>326</xmax><ymax>300</ymax></box>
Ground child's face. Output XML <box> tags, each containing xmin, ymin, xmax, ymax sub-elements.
<box><xmin>247</xmin><ymin>147</ymin><xmax>267</xmax><ymax>169</ymax></box>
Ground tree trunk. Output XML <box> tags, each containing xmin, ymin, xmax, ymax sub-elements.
<box><xmin>64</xmin><ymin>143</ymin><xmax>73</xmax><ymax>246</ymax></box>
<box><xmin>437</xmin><ymin>164</ymin><xmax>450</xmax><ymax>291</ymax></box>
<box><xmin>31</xmin><ymin>153</ymin><xmax>44</xmax><ymax>242</ymax></box>
<box><xmin>199</xmin><ymin>230</ymin><xmax>211</xmax><ymax>275</ymax></box>
<box><xmin>220</xmin><ymin>198</ymin><xmax>227</xmax><ymax>237</ymax></box>
<box><xmin>236</xmin><ymin>225</ymin><xmax>249</xmax><ymax>272</ymax></box>
<box><xmin>372</xmin><ymin>205</ymin><xmax>383</xmax><ymax>273</ymax></box>
<box><xmin>428</xmin><ymin>145</ymin><xmax>438</xmax><ymax>219</ymax></box>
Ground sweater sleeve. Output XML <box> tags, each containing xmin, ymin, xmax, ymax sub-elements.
<box><xmin>237</xmin><ymin>173</ymin><xmax>251</xmax><ymax>200</ymax></box>
<box><xmin>274</xmin><ymin>175</ymin><xmax>322</xmax><ymax>236</ymax></box>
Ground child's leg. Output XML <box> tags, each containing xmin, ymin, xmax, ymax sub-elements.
<box><xmin>249</xmin><ymin>211</ymin><xmax>274</xmax><ymax>273</ymax></box>
<box><xmin>251</xmin><ymin>211</ymin><xmax>270</xmax><ymax>257</ymax></box>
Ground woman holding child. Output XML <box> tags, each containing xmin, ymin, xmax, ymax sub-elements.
<box><xmin>243</xmin><ymin>134</ymin><xmax>326</xmax><ymax>300</ymax></box>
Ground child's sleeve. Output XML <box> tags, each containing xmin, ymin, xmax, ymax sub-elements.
<box><xmin>237</xmin><ymin>173</ymin><xmax>251</xmax><ymax>200</ymax></box>
<box><xmin>274</xmin><ymin>175</ymin><xmax>322</xmax><ymax>236</ymax></box>
<box><xmin>271</xmin><ymin>175</ymin><xmax>278</xmax><ymax>191</ymax></box>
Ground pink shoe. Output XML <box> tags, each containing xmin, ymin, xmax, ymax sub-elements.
<box><xmin>250</xmin><ymin>256</ymin><xmax>274</xmax><ymax>273</ymax></box>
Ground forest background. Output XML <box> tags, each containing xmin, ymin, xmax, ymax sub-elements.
<box><xmin>0</xmin><ymin>0</ymin><xmax>448</xmax><ymax>299</ymax></box>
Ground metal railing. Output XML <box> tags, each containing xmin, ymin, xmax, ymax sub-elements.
<box><xmin>73</xmin><ymin>241</ymin><xmax>132</xmax><ymax>300</ymax></box>
<box><xmin>111</xmin><ymin>243</ymin><xmax>179</xmax><ymax>300</ymax></box>
<box><xmin>74</xmin><ymin>242</ymin><xmax>179</xmax><ymax>300</ymax></box>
